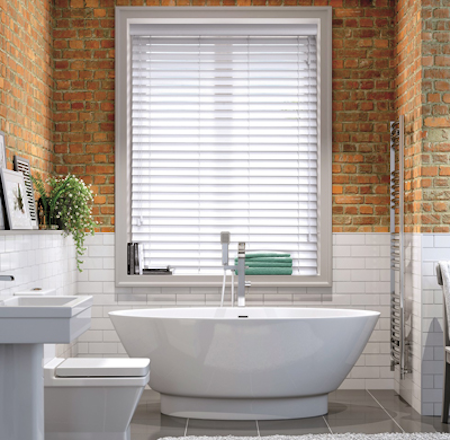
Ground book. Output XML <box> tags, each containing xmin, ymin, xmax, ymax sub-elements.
<box><xmin>136</xmin><ymin>243</ymin><xmax>144</xmax><ymax>275</ymax></box>
<box><xmin>127</xmin><ymin>243</ymin><xmax>135</xmax><ymax>275</ymax></box>
<box><xmin>143</xmin><ymin>267</ymin><xmax>172</xmax><ymax>275</ymax></box>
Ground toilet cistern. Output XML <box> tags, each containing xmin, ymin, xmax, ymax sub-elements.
<box><xmin>220</xmin><ymin>232</ymin><xmax>250</xmax><ymax>307</ymax></box>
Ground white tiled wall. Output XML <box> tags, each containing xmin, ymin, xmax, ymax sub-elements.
<box><xmin>77</xmin><ymin>232</ymin><xmax>393</xmax><ymax>389</ymax></box>
<box><xmin>420</xmin><ymin>234</ymin><xmax>450</xmax><ymax>416</ymax></box>
<box><xmin>0</xmin><ymin>231</ymin><xmax>78</xmax><ymax>359</ymax></box>
<box><xmin>396</xmin><ymin>233</ymin><xmax>422</xmax><ymax>414</ymax></box>
<box><xmin>394</xmin><ymin>233</ymin><xmax>450</xmax><ymax>416</ymax></box>
<box><xmin>4</xmin><ymin>230</ymin><xmax>447</xmax><ymax>409</ymax></box>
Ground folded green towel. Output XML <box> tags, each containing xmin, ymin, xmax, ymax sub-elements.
<box><xmin>234</xmin><ymin>258</ymin><xmax>292</xmax><ymax>267</ymax></box>
<box><xmin>235</xmin><ymin>267</ymin><xmax>293</xmax><ymax>275</ymax></box>
<box><xmin>235</xmin><ymin>261</ymin><xmax>292</xmax><ymax>267</ymax></box>
<box><xmin>244</xmin><ymin>253</ymin><xmax>290</xmax><ymax>259</ymax></box>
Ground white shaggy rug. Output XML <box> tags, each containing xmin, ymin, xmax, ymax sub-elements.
<box><xmin>160</xmin><ymin>435</ymin><xmax>450</xmax><ymax>440</ymax></box>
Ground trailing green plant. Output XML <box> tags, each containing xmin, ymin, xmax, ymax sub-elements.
<box><xmin>31</xmin><ymin>173</ymin><xmax>97</xmax><ymax>271</ymax></box>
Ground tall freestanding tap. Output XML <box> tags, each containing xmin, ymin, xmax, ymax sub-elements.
<box><xmin>220</xmin><ymin>232</ymin><xmax>249</xmax><ymax>307</ymax></box>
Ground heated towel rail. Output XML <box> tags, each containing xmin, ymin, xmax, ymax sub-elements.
<box><xmin>390</xmin><ymin>115</ymin><xmax>409</xmax><ymax>378</ymax></box>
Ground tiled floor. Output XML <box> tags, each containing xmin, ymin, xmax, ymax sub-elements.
<box><xmin>130</xmin><ymin>390</ymin><xmax>450</xmax><ymax>440</ymax></box>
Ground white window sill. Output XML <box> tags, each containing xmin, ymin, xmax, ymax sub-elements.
<box><xmin>116</xmin><ymin>274</ymin><xmax>332</xmax><ymax>288</ymax></box>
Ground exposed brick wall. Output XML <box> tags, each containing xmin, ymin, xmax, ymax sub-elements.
<box><xmin>331</xmin><ymin>0</ymin><xmax>394</xmax><ymax>232</ymax></box>
<box><xmin>5</xmin><ymin>1</ymin><xmax>448</xmax><ymax>234</ymax></box>
<box><xmin>395</xmin><ymin>0</ymin><xmax>423</xmax><ymax>233</ymax></box>
<box><xmin>395</xmin><ymin>0</ymin><xmax>450</xmax><ymax>233</ymax></box>
<box><xmin>0</xmin><ymin>0</ymin><xmax>54</xmax><ymax>175</ymax></box>
<box><xmin>52</xmin><ymin>0</ymin><xmax>396</xmax><ymax>233</ymax></box>
<box><xmin>420</xmin><ymin>0</ymin><xmax>450</xmax><ymax>233</ymax></box>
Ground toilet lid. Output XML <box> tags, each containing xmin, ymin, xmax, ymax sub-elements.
<box><xmin>55</xmin><ymin>358</ymin><xmax>150</xmax><ymax>378</ymax></box>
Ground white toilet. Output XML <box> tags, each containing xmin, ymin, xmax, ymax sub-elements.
<box><xmin>44</xmin><ymin>357</ymin><xmax>150</xmax><ymax>440</ymax></box>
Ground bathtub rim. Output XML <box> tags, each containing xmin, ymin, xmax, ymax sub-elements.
<box><xmin>109</xmin><ymin>306</ymin><xmax>380</xmax><ymax>321</ymax></box>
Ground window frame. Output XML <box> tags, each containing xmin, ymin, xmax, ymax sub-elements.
<box><xmin>115</xmin><ymin>7</ymin><xmax>332</xmax><ymax>288</ymax></box>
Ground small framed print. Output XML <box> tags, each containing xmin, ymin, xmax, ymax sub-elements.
<box><xmin>0</xmin><ymin>132</ymin><xmax>6</xmax><ymax>169</ymax></box>
<box><xmin>0</xmin><ymin>169</ymin><xmax>33</xmax><ymax>230</ymax></box>
<box><xmin>14</xmin><ymin>156</ymin><xmax>38</xmax><ymax>229</ymax></box>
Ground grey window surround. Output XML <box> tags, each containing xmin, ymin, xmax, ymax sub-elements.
<box><xmin>115</xmin><ymin>7</ymin><xmax>332</xmax><ymax>287</ymax></box>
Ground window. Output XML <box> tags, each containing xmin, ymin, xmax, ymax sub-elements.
<box><xmin>116</xmin><ymin>8</ymin><xmax>332</xmax><ymax>287</ymax></box>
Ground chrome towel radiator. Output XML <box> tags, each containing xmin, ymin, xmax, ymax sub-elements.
<box><xmin>390</xmin><ymin>115</ymin><xmax>408</xmax><ymax>378</ymax></box>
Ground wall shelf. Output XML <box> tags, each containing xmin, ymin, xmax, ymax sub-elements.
<box><xmin>0</xmin><ymin>230</ymin><xmax>62</xmax><ymax>236</ymax></box>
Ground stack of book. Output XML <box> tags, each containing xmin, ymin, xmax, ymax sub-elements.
<box><xmin>127</xmin><ymin>243</ymin><xmax>172</xmax><ymax>275</ymax></box>
<box><xmin>127</xmin><ymin>243</ymin><xmax>144</xmax><ymax>275</ymax></box>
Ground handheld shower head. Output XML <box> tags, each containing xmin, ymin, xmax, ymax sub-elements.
<box><xmin>220</xmin><ymin>231</ymin><xmax>230</xmax><ymax>244</ymax></box>
<box><xmin>220</xmin><ymin>231</ymin><xmax>230</xmax><ymax>265</ymax></box>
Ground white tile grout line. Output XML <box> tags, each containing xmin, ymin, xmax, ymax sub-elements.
<box><xmin>366</xmin><ymin>389</ymin><xmax>405</xmax><ymax>433</ymax></box>
<box><xmin>322</xmin><ymin>415</ymin><xmax>334</xmax><ymax>435</ymax></box>
<box><xmin>184</xmin><ymin>418</ymin><xmax>189</xmax><ymax>436</ymax></box>
<box><xmin>255</xmin><ymin>420</ymin><xmax>261</xmax><ymax>437</ymax></box>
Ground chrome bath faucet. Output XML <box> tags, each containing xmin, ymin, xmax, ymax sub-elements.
<box><xmin>236</xmin><ymin>242</ymin><xmax>247</xmax><ymax>307</ymax></box>
<box><xmin>220</xmin><ymin>232</ymin><xmax>250</xmax><ymax>307</ymax></box>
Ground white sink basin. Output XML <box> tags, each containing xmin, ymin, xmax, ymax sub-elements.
<box><xmin>0</xmin><ymin>295</ymin><xmax>93</xmax><ymax>343</ymax></box>
<box><xmin>0</xmin><ymin>295</ymin><xmax>92</xmax><ymax>318</ymax></box>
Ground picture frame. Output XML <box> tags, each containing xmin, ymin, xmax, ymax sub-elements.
<box><xmin>0</xmin><ymin>169</ymin><xmax>33</xmax><ymax>230</ymax></box>
<box><xmin>0</xmin><ymin>197</ymin><xmax>6</xmax><ymax>230</ymax></box>
<box><xmin>14</xmin><ymin>156</ymin><xmax>38</xmax><ymax>229</ymax></box>
<box><xmin>0</xmin><ymin>132</ymin><xmax>6</xmax><ymax>169</ymax></box>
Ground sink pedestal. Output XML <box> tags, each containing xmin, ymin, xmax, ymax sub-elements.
<box><xmin>0</xmin><ymin>344</ymin><xmax>44</xmax><ymax>440</ymax></box>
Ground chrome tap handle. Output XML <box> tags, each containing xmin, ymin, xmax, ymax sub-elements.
<box><xmin>0</xmin><ymin>275</ymin><xmax>14</xmax><ymax>281</ymax></box>
<box><xmin>238</xmin><ymin>242</ymin><xmax>245</xmax><ymax>257</ymax></box>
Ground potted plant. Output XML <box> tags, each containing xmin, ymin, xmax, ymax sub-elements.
<box><xmin>31</xmin><ymin>173</ymin><xmax>97</xmax><ymax>271</ymax></box>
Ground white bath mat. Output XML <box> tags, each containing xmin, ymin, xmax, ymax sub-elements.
<box><xmin>160</xmin><ymin>435</ymin><xmax>450</xmax><ymax>440</ymax></box>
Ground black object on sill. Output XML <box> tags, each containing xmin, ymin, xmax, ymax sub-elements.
<box><xmin>127</xmin><ymin>242</ymin><xmax>144</xmax><ymax>275</ymax></box>
<box><xmin>127</xmin><ymin>243</ymin><xmax>172</xmax><ymax>275</ymax></box>
<box><xmin>143</xmin><ymin>267</ymin><xmax>173</xmax><ymax>275</ymax></box>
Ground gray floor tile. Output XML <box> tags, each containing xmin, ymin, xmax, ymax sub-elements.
<box><xmin>131</xmin><ymin>390</ymin><xmax>187</xmax><ymax>439</ymax></box>
<box><xmin>133</xmin><ymin>402</ymin><xmax>163</xmax><ymax>421</ymax></box>
<box><xmin>329</xmin><ymin>390</ymin><xmax>380</xmax><ymax>406</ymax></box>
<box><xmin>187</xmin><ymin>419</ymin><xmax>258</xmax><ymax>436</ymax></box>
<box><xmin>131</xmin><ymin>413</ymin><xmax>186</xmax><ymax>440</ymax></box>
<box><xmin>424</xmin><ymin>417</ymin><xmax>450</xmax><ymax>434</ymax></box>
<box><xmin>139</xmin><ymin>389</ymin><xmax>162</xmax><ymax>404</ymax></box>
<box><xmin>369</xmin><ymin>389</ymin><xmax>450</xmax><ymax>433</ymax></box>
<box><xmin>325</xmin><ymin>391</ymin><xmax>403</xmax><ymax>433</ymax></box>
<box><xmin>326</xmin><ymin>402</ymin><xmax>392</xmax><ymax>423</ymax></box>
<box><xmin>326</xmin><ymin>420</ymin><xmax>403</xmax><ymax>434</ymax></box>
<box><xmin>129</xmin><ymin>389</ymin><xmax>449</xmax><ymax>438</ymax></box>
<box><xmin>258</xmin><ymin>417</ymin><xmax>330</xmax><ymax>435</ymax></box>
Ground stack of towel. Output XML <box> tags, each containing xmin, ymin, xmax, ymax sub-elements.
<box><xmin>234</xmin><ymin>253</ymin><xmax>292</xmax><ymax>275</ymax></box>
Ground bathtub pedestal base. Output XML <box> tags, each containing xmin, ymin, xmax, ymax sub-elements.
<box><xmin>160</xmin><ymin>394</ymin><xmax>328</xmax><ymax>420</ymax></box>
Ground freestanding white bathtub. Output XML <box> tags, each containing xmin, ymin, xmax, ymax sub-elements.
<box><xmin>109</xmin><ymin>307</ymin><xmax>379</xmax><ymax>420</ymax></box>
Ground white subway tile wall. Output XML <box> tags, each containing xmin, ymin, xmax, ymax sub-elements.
<box><xmin>393</xmin><ymin>233</ymin><xmax>450</xmax><ymax>416</ymax></box>
<box><xmin>2</xmin><ymin>230</ymin><xmax>447</xmax><ymax>411</ymax></box>
<box><xmin>421</xmin><ymin>234</ymin><xmax>450</xmax><ymax>416</ymax></box>
<box><xmin>0</xmin><ymin>232</ymin><xmax>78</xmax><ymax>358</ymax></box>
<box><xmin>77</xmin><ymin>232</ymin><xmax>394</xmax><ymax>390</ymax></box>
<box><xmin>395</xmin><ymin>233</ymin><xmax>422</xmax><ymax>414</ymax></box>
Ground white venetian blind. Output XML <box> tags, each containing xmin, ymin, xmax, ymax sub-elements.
<box><xmin>131</xmin><ymin>30</ymin><xmax>318</xmax><ymax>276</ymax></box>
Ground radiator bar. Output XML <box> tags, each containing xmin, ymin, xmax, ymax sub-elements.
<box><xmin>390</xmin><ymin>115</ymin><xmax>409</xmax><ymax>378</ymax></box>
